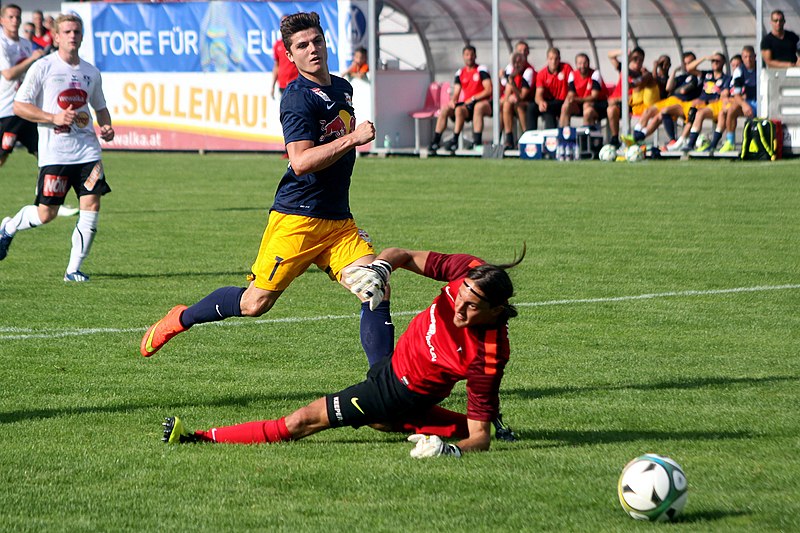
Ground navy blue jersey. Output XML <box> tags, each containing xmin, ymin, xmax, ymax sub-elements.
<box><xmin>731</xmin><ymin>66</ymin><xmax>757</xmax><ymax>101</ymax></box>
<box><xmin>698</xmin><ymin>71</ymin><xmax>731</xmax><ymax>102</ymax></box>
<box><xmin>672</xmin><ymin>72</ymin><xmax>702</xmax><ymax>101</ymax></box>
<box><xmin>272</xmin><ymin>74</ymin><xmax>357</xmax><ymax>220</ymax></box>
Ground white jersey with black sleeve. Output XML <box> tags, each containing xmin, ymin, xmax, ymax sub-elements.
<box><xmin>15</xmin><ymin>53</ymin><xmax>107</xmax><ymax>166</ymax></box>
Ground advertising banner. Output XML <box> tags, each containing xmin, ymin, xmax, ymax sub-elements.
<box><xmin>64</xmin><ymin>1</ymin><xmax>369</xmax><ymax>151</ymax></box>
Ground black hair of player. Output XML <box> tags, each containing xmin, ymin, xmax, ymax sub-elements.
<box><xmin>281</xmin><ymin>12</ymin><xmax>324</xmax><ymax>50</ymax></box>
<box><xmin>630</xmin><ymin>47</ymin><xmax>645</xmax><ymax>60</ymax></box>
<box><xmin>466</xmin><ymin>243</ymin><xmax>526</xmax><ymax>322</ymax></box>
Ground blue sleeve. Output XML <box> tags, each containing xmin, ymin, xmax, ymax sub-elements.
<box><xmin>280</xmin><ymin>88</ymin><xmax>316</xmax><ymax>144</ymax></box>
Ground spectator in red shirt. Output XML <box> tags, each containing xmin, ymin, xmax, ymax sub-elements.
<box><xmin>30</xmin><ymin>10</ymin><xmax>53</xmax><ymax>51</ymax></box>
<box><xmin>162</xmin><ymin>246</ymin><xmax>524</xmax><ymax>458</ymax></box>
<box><xmin>270</xmin><ymin>30</ymin><xmax>299</xmax><ymax>98</ymax></box>
<box><xmin>429</xmin><ymin>45</ymin><xmax>493</xmax><ymax>153</ymax></box>
<box><xmin>561</xmin><ymin>53</ymin><xmax>607</xmax><ymax>127</ymax></box>
<box><xmin>530</xmin><ymin>47</ymin><xmax>572</xmax><ymax>129</ymax></box>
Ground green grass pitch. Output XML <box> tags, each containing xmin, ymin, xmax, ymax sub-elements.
<box><xmin>1</xmin><ymin>151</ymin><xmax>798</xmax><ymax>531</ymax></box>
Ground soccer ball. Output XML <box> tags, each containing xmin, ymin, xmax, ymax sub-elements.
<box><xmin>625</xmin><ymin>144</ymin><xmax>645</xmax><ymax>163</ymax></box>
<box><xmin>599</xmin><ymin>144</ymin><xmax>617</xmax><ymax>161</ymax></box>
<box><xmin>618</xmin><ymin>454</ymin><xmax>688</xmax><ymax>522</ymax></box>
<box><xmin>695</xmin><ymin>133</ymin><xmax>707</xmax><ymax>149</ymax></box>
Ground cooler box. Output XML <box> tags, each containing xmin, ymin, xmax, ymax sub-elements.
<box><xmin>519</xmin><ymin>128</ymin><xmax>559</xmax><ymax>159</ymax></box>
<box><xmin>519</xmin><ymin>127</ymin><xmax>604</xmax><ymax>159</ymax></box>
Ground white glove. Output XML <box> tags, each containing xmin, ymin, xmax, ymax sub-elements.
<box><xmin>407</xmin><ymin>434</ymin><xmax>462</xmax><ymax>459</ymax></box>
<box><xmin>343</xmin><ymin>259</ymin><xmax>392</xmax><ymax>311</ymax></box>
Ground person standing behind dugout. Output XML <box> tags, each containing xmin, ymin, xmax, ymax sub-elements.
<box><xmin>761</xmin><ymin>9</ymin><xmax>800</xmax><ymax>68</ymax></box>
<box><xmin>0</xmin><ymin>13</ymin><xmax>114</xmax><ymax>281</ymax></box>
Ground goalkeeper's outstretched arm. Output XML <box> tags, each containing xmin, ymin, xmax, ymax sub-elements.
<box><xmin>375</xmin><ymin>247</ymin><xmax>430</xmax><ymax>276</ymax></box>
<box><xmin>457</xmin><ymin>418</ymin><xmax>492</xmax><ymax>452</ymax></box>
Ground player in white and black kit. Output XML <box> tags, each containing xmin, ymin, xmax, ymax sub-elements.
<box><xmin>0</xmin><ymin>13</ymin><xmax>114</xmax><ymax>281</ymax></box>
<box><xmin>0</xmin><ymin>4</ymin><xmax>44</xmax><ymax>166</ymax></box>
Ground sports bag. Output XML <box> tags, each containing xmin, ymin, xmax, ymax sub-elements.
<box><xmin>740</xmin><ymin>117</ymin><xmax>777</xmax><ymax>161</ymax></box>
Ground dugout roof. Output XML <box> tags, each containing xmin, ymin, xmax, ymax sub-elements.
<box><xmin>379</xmin><ymin>0</ymin><xmax>800</xmax><ymax>79</ymax></box>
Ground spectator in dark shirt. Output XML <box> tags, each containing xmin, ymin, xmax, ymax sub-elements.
<box><xmin>761</xmin><ymin>9</ymin><xmax>799</xmax><ymax>68</ymax></box>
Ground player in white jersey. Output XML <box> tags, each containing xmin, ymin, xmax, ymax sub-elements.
<box><xmin>0</xmin><ymin>4</ymin><xmax>44</xmax><ymax>166</ymax></box>
<box><xmin>0</xmin><ymin>13</ymin><xmax>114</xmax><ymax>281</ymax></box>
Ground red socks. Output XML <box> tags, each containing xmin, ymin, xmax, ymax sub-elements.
<box><xmin>196</xmin><ymin>417</ymin><xmax>293</xmax><ymax>444</ymax></box>
<box><xmin>394</xmin><ymin>406</ymin><xmax>469</xmax><ymax>439</ymax></box>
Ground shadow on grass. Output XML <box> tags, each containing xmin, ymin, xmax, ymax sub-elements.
<box><xmin>511</xmin><ymin>427</ymin><xmax>754</xmax><ymax>447</ymax></box>
<box><xmin>503</xmin><ymin>375</ymin><xmax>798</xmax><ymax>400</ymax></box>
<box><xmin>676</xmin><ymin>509</ymin><xmax>752</xmax><ymax>523</ymax></box>
<box><xmin>0</xmin><ymin>390</ymin><xmax>325</xmax><ymax>425</ymax></box>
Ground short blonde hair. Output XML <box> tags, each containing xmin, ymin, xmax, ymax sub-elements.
<box><xmin>55</xmin><ymin>13</ymin><xmax>83</xmax><ymax>33</ymax></box>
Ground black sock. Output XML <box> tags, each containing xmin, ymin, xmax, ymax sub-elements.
<box><xmin>181</xmin><ymin>286</ymin><xmax>245</xmax><ymax>328</ymax></box>
<box><xmin>473</xmin><ymin>131</ymin><xmax>482</xmax><ymax>145</ymax></box>
<box><xmin>687</xmin><ymin>131</ymin><xmax>699</xmax><ymax>149</ymax></box>
<box><xmin>432</xmin><ymin>132</ymin><xmax>442</xmax><ymax>146</ymax></box>
<box><xmin>662</xmin><ymin>114</ymin><xmax>676</xmax><ymax>140</ymax></box>
<box><xmin>360</xmin><ymin>301</ymin><xmax>394</xmax><ymax>366</ymax></box>
<box><xmin>710</xmin><ymin>130</ymin><xmax>722</xmax><ymax>149</ymax></box>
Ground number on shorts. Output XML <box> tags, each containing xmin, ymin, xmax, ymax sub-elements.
<box><xmin>268</xmin><ymin>256</ymin><xmax>284</xmax><ymax>281</ymax></box>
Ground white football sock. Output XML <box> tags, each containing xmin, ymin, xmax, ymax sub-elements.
<box><xmin>66</xmin><ymin>210</ymin><xmax>99</xmax><ymax>274</ymax></box>
<box><xmin>5</xmin><ymin>205</ymin><xmax>42</xmax><ymax>235</ymax></box>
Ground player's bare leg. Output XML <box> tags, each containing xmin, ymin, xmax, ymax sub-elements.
<box><xmin>583</xmin><ymin>102</ymin><xmax>598</xmax><ymax>126</ymax></box>
<box><xmin>607</xmin><ymin>100</ymin><xmax>621</xmax><ymax>146</ymax></box>
<box><xmin>516</xmin><ymin>101</ymin><xmax>528</xmax><ymax>132</ymax></box>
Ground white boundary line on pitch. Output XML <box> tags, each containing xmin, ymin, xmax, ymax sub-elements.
<box><xmin>1</xmin><ymin>283</ymin><xmax>799</xmax><ymax>341</ymax></box>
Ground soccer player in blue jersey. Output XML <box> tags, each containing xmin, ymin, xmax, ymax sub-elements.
<box><xmin>140</xmin><ymin>12</ymin><xmax>393</xmax><ymax>367</ymax></box>
<box><xmin>720</xmin><ymin>46</ymin><xmax>757</xmax><ymax>153</ymax></box>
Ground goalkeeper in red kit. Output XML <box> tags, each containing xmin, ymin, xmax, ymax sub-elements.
<box><xmin>162</xmin><ymin>245</ymin><xmax>524</xmax><ymax>458</ymax></box>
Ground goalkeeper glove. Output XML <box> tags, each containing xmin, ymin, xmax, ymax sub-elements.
<box><xmin>343</xmin><ymin>259</ymin><xmax>392</xmax><ymax>311</ymax></box>
<box><xmin>407</xmin><ymin>434</ymin><xmax>462</xmax><ymax>459</ymax></box>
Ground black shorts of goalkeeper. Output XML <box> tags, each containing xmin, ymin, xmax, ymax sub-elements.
<box><xmin>325</xmin><ymin>356</ymin><xmax>444</xmax><ymax>428</ymax></box>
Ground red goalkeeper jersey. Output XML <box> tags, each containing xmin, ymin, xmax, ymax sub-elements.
<box><xmin>391</xmin><ymin>252</ymin><xmax>510</xmax><ymax>422</ymax></box>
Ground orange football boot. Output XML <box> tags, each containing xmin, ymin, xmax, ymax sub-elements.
<box><xmin>140</xmin><ymin>305</ymin><xmax>188</xmax><ymax>357</ymax></box>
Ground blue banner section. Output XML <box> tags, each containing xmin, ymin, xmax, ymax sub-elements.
<box><xmin>92</xmin><ymin>1</ymin><xmax>340</xmax><ymax>73</ymax></box>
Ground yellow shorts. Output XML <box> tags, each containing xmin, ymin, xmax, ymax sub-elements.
<box><xmin>705</xmin><ymin>100</ymin><xmax>724</xmax><ymax>119</ymax></box>
<box><xmin>651</xmin><ymin>97</ymin><xmax>695</xmax><ymax>119</ymax></box>
<box><xmin>629</xmin><ymin>82</ymin><xmax>660</xmax><ymax>115</ymax></box>
<box><xmin>631</xmin><ymin>102</ymin><xmax>648</xmax><ymax>116</ymax></box>
<box><xmin>250</xmin><ymin>212</ymin><xmax>375</xmax><ymax>291</ymax></box>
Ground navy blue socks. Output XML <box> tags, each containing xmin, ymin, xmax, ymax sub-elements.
<box><xmin>180</xmin><ymin>286</ymin><xmax>246</xmax><ymax>328</ymax></box>
<box><xmin>662</xmin><ymin>114</ymin><xmax>676</xmax><ymax>140</ymax></box>
<box><xmin>360</xmin><ymin>300</ymin><xmax>394</xmax><ymax>366</ymax></box>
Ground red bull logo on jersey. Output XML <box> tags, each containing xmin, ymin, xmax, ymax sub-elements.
<box><xmin>57</xmin><ymin>88</ymin><xmax>88</xmax><ymax>109</ymax></box>
<box><xmin>319</xmin><ymin>110</ymin><xmax>355</xmax><ymax>142</ymax></box>
<box><xmin>43</xmin><ymin>174</ymin><xmax>69</xmax><ymax>197</ymax></box>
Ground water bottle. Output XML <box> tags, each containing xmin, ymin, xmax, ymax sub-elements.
<box><xmin>556</xmin><ymin>144</ymin><xmax>565</xmax><ymax>161</ymax></box>
<box><xmin>383</xmin><ymin>134</ymin><xmax>391</xmax><ymax>150</ymax></box>
<box><xmin>573</xmin><ymin>142</ymin><xmax>581</xmax><ymax>160</ymax></box>
<box><xmin>563</xmin><ymin>143</ymin><xmax>572</xmax><ymax>161</ymax></box>
<box><xmin>394</xmin><ymin>132</ymin><xmax>400</xmax><ymax>148</ymax></box>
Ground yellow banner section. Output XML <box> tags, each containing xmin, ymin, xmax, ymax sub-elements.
<box><xmin>103</xmin><ymin>72</ymin><xmax>283</xmax><ymax>140</ymax></box>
